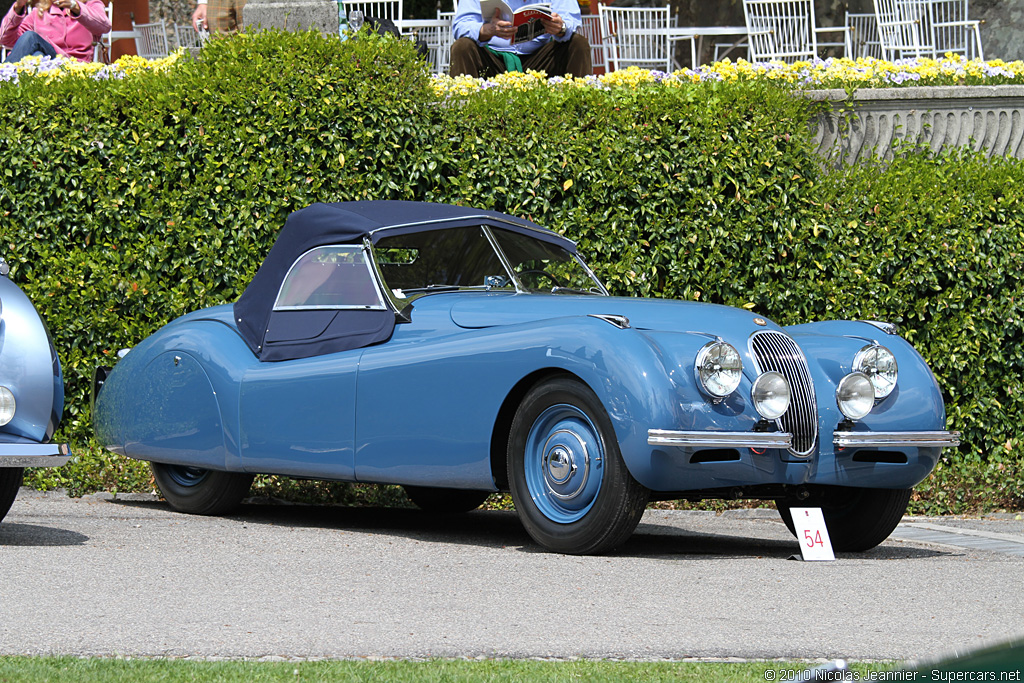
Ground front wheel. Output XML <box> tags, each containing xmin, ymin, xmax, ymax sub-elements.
<box><xmin>151</xmin><ymin>463</ymin><xmax>254</xmax><ymax>515</ymax></box>
<box><xmin>507</xmin><ymin>376</ymin><xmax>648</xmax><ymax>555</ymax></box>
<box><xmin>0</xmin><ymin>468</ymin><xmax>24</xmax><ymax>523</ymax></box>
<box><xmin>776</xmin><ymin>486</ymin><xmax>912</xmax><ymax>552</ymax></box>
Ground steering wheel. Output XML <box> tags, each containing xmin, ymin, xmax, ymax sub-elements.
<box><xmin>519</xmin><ymin>269</ymin><xmax>564</xmax><ymax>289</ymax></box>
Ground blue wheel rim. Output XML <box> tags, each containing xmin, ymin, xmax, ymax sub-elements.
<box><xmin>164</xmin><ymin>465</ymin><xmax>209</xmax><ymax>488</ymax></box>
<box><xmin>523</xmin><ymin>403</ymin><xmax>604</xmax><ymax>524</ymax></box>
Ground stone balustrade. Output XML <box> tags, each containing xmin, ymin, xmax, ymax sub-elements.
<box><xmin>807</xmin><ymin>85</ymin><xmax>1024</xmax><ymax>164</ymax></box>
<box><xmin>242</xmin><ymin>0</ymin><xmax>337</xmax><ymax>34</ymax></box>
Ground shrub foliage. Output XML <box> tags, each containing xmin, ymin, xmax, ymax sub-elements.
<box><xmin>1</xmin><ymin>30</ymin><xmax>1021</xmax><ymax>512</ymax></box>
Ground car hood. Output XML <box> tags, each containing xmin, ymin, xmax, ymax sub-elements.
<box><xmin>448</xmin><ymin>293</ymin><xmax>778</xmax><ymax>335</ymax></box>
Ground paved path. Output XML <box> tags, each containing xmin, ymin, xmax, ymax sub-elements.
<box><xmin>2</xmin><ymin>489</ymin><xmax>1023</xmax><ymax>662</ymax></box>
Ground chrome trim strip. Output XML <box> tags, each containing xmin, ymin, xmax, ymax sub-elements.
<box><xmin>833</xmin><ymin>430</ymin><xmax>961</xmax><ymax>448</ymax></box>
<box><xmin>369</xmin><ymin>215</ymin><xmax>579</xmax><ymax>248</ymax></box>
<box><xmin>648</xmin><ymin>430</ymin><xmax>793</xmax><ymax>448</ymax></box>
<box><xmin>589</xmin><ymin>314</ymin><xmax>630</xmax><ymax>329</ymax></box>
<box><xmin>0</xmin><ymin>442</ymin><xmax>72</xmax><ymax>467</ymax></box>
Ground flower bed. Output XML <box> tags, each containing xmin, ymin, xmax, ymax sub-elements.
<box><xmin>429</xmin><ymin>55</ymin><xmax>1024</xmax><ymax>97</ymax></box>
<box><xmin>0</xmin><ymin>50</ymin><xmax>184</xmax><ymax>84</ymax></box>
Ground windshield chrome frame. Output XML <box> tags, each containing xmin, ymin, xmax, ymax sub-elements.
<box><xmin>481</xmin><ymin>225</ymin><xmax>527</xmax><ymax>294</ymax></box>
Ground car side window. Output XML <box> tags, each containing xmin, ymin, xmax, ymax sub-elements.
<box><xmin>374</xmin><ymin>226</ymin><xmax>513</xmax><ymax>297</ymax></box>
<box><xmin>274</xmin><ymin>246</ymin><xmax>385</xmax><ymax>310</ymax></box>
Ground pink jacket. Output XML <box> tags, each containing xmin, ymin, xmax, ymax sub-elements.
<box><xmin>1</xmin><ymin>1</ymin><xmax>111</xmax><ymax>62</ymax></box>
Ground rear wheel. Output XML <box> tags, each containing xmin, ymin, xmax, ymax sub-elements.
<box><xmin>403</xmin><ymin>486</ymin><xmax>490</xmax><ymax>513</ymax></box>
<box><xmin>0</xmin><ymin>468</ymin><xmax>24</xmax><ymax>522</ymax></box>
<box><xmin>507</xmin><ymin>376</ymin><xmax>648</xmax><ymax>555</ymax></box>
<box><xmin>776</xmin><ymin>486</ymin><xmax>912</xmax><ymax>552</ymax></box>
<box><xmin>151</xmin><ymin>463</ymin><xmax>254</xmax><ymax>515</ymax></box>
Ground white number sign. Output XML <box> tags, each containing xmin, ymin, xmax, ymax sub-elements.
<box><xmin>789</xmin><ymin>507</ymin><xmax>835</xmax><ymax>561</ymax></box>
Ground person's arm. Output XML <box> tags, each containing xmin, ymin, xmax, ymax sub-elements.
<box><xmin>62</xmin><ymin>0</ymin><xmax>112</xmax><ymax>35</ymax></box>
<box><xmin>1</xmin><ymin>0</ymin><xmax>30</xmax><ymax>49</ymax></box>
<box><xmin>452</xmin><ymin>0</ymin><xmax>487</xmax><ymax>43</ymax></box>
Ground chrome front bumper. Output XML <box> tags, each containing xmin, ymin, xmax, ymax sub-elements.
<box><xmin>833</xmin><ymin>430</ymin><xmax>961</xmax><ymax>448</ymax></box>
<box><xmin>648</xmin><ymin>429</ymin><xmax>961</xmax><ymax>450</ymax></box>
<box><xmin>0</xmin><ymin>442</ymin><xmax>72</xmax><ymax>468</ymax></box>
<box><xmin>648</xmin><ymin>430</ymin><xmax>793</xmax><ymax>449</ymax></box>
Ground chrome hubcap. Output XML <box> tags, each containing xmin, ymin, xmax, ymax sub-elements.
<box><xmin>543</xmin><ymin>431</ymin><xmax>589</xmax><ymax>500</ymax></box>
<box><xmin>523</xmin><ymin>403</ymin><xmax>604</xmax><ymax>524</ymax></box>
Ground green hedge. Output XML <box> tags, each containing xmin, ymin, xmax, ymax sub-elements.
<box><xmin>2</xmin><ymin>30</ymin><xmax>1022</xmax><ymax>512</ymax></box>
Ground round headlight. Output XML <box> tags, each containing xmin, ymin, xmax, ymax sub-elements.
<box><xmin>751</xmin><ymin>371</ymin><xmax>791</xmax><ymax>420</ymax></box>
<box><xmin>854</xmin><ymin>344</ymin><xmax>898</xmax><ymax>399</ymax></box>
<box><xmin>695</xmin><ymin>341</ymin><xmax>742</xmax><ymax>398</ymax></box>
<box><xmin>0</xmin><ymin>386</ymin><xmax>15</xmax><ymax>427</ymax></box>
<box><xmin>836</xmin><ymin>372</ymin><xmax>874</xmax><ymax>420</ymax></box>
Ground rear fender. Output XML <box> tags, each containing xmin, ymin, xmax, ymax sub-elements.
<box><xmin>93</xmin><ymin>319</ymin><xmax>254</xmax><ymax>469</ymax></box>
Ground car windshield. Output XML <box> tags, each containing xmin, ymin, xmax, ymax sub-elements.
<box><xmin>374</xmin><ymin>225</ymin><xmax>606</xmax><ymax>299</ymax></box>
<box><xmin>490</xmin><ymin>228</ymin><xmax>606</xmax><ymax>295</ymax></box>
<box><xmin>274</xmin><ymin>245</ymin><xmax>386</xmax><ymax>310</ymax></box>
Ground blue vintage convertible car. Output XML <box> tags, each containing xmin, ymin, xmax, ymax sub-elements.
<box><xmin>0</xmin><ymin>257</ymin><xmax>71</xmax><ymax>522</ymax></box>
<box><xmin>93</xmin><ymin>201</ymin><xmax>960</xmax><ymax>554</ymax></box>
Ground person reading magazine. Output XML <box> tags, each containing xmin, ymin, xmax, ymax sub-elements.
<box><xmin>450</xmin><ymin>0</ymin><xmax>591</xmax><ymax>78</ymax></box>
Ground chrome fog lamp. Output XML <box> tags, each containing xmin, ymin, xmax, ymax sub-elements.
<box><xmin>751</xmin><ymin>371</ymin><xmax>791</xmax><ymax>420</ymax></box>
<box><xmin>836</xmin><ymin>372</ymin><xmax>874</xmax><ymax>420</ymax></box>
<box><xmin>0</xmin><ymin>386</ymin><xmax>15</xmax><ymax>426</ymax></box>
<box><xmin>695</xmin><ymin>341</ymin><xmax>743</xmax><ymax>398</ymax></box>
<box><xmin>854</xmin><ymin>344</ymin><xmax>898</xmax><ymax>399</ymax></box>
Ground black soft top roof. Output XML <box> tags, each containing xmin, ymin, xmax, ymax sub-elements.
<box><xmin>233</xmin><ymin>201</ymin><xmax>576</xmax><ymax>360</ymax></box>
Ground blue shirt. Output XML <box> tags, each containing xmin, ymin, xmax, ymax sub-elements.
<box><xmin>452</xmin><ymin>0</ymin><xmax>582</xmax><ymax>56</ymax></box>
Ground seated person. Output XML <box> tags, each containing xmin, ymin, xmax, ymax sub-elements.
<box><xmin>450</xmin><ymin>0</ymin><xmax>591</xmax><ymax>79</ymax></box>
<box><xmin>1</xmin><ymin>0</ymin><xmax>111</xmax><ymax>63</ymax></box>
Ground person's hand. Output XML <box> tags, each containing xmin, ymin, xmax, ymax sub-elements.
<box><xmin>12</xmin><ymin>0</ymin><xmax>29</xmax><ymax>13</ymax></box>
<box><xmin>479</xmin><ymin>8</ymin><xmax>515</xmax><ymax>42</ymax></box>
<box><xmin>192</xmin><ymin>4</ymin><xmax>208</xmax><ymax>31</ymax></box>
<box><xmin>54</xmin><ymin>0</ymin><xmax>81</xmax><ymax>15</ymax></box>
<box><xmin>541</xmin><ymin>12</ymin><xmax>566</xmax><ymax>36</ymax></box>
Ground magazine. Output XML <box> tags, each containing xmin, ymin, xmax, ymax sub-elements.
<box><xmin>478</xmin><ymin>0</ymin><xmax>554</xmax><ymax>44</ymax></box>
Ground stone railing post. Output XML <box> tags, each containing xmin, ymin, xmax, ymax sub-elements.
<box><xmin>242</xmin><ymin>0</ymin><xmax>338</xmax><ymax>34</ymax></box>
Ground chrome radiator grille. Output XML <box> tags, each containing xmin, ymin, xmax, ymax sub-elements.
<box><xmin>750</xmin><ymin>331</ymin><xmax>818</xmax><ymax>456</ymax></box>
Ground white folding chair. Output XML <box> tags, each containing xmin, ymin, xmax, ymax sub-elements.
<box><xmin>434</xmin><ymin>10</ymin><xmax>454</xmax><ymax>74</ymax></box>
<box><xmin>597</xmin><ymin>5</ymin><xmax>694</xmax><ymax>72</ymax></box>
<box><xmin>743</xmin><ymin>0</ymin><xmax>850</xmax><ymax>62</ymax></box>
<box><xmin>132</xmin><ymin>19</ymin><xmax>170</xmax><ymax>59</ymax></box>
<box><xmin>873</xmin><ymin>0</ymin><xmax>936</xmax><ymax>59</ymax></box>
<box><xmin>579</xmin><ymin>14</ymin><xmax>605</xmax><ymax>73</ymax></box>
<box><xmin>929</xmin><ymin>0</ymin><xmax>983</xmax><ymax>59</ymax></box>
<box><xmin>343</xmin><ymin>0</ymin><xmax>404</xmax><ymax>29</ymax></box>
<box><xmin>92</xmin><ymin>1</ymin><xmax>114</xmax><ymax>62</ymax></box>
<box><xmin>845</xmin><ymin>12</ymin><xmax>883</xmax><ymax>59</ymax></box>
<box><xmin>174</xmin><ymin>22</ymin><xmax>209</xmax><ymax>57</ymax></box>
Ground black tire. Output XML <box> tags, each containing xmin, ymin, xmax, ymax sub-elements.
<box><xmin>776</xmin><ymin>486</ymin><xmax>912</xmax><ymax>552</ymax></box>
<box><xmin>0</xmin><ymin>468</ymin><xmax>24</xmax><ymax>523</ymax></box>
<box><xmin>507</xmin><ymin>376</ymin><xmax>649</xmax><ymax>555</ymax></box>
<box><xmin>403</xmin><ymin>486</ymin><xmax>491</xmax><ymax>514</ymax></box>
<box><xmin>151</xmin><ymin>462</ymin><xmax>254</xmax><ymax>515</ymax></box>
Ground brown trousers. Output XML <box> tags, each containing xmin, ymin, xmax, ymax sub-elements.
<box><xmin>449</xmin><ymin>33</ymin><xmax>592</xmax><ymax>79</ymax></box>
<box><xmin>207</xmin><ymin>0</ymin><xmax>246</xmax><ymax>33</ymax></box>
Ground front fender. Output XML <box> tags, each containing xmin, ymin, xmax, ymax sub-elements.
<box><xmin>0</xmin><ymin>276</ymin><xmax>63</xmax><ymax>445</ymax></box>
